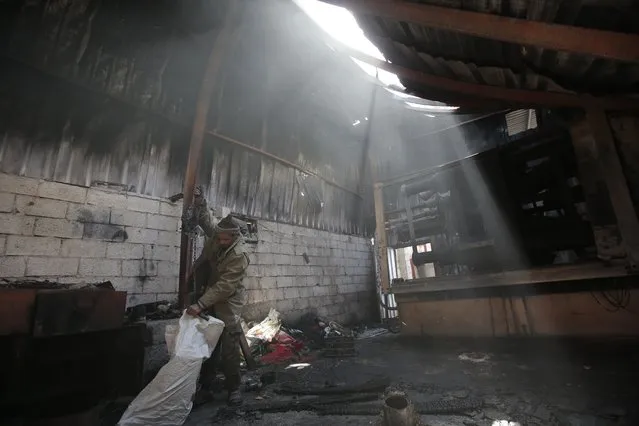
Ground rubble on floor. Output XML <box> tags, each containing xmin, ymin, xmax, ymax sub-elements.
<box><xmin>243</xmin><ymin>309</ymin><xmax>310</xmax><ymax>365</ymax></box>
<box><xmin>242</xmin><ymin>310</ymin><xmax>382</xmax><ymax>365</ymax></box>
<box><xmin>178</xmin><ymin>335</ymin><xmax>639</xmax><ymax>426</ymax></box>
<box><xmin>96</xmin><ymin>309</ymin><xmax>638</xmax><ymax>425</ymax></box>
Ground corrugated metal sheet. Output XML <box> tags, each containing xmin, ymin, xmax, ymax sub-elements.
<box><xmin>0</xmin><ymin>128</ymin><xmax>364</xmax><ymax>233</ymax></box>
<box><xmin>0</xmin><ymin>0</ymin><xmax>385</xmax><ymax>235</ymax></box>
<box><xmin>505</xmin><ymin>109</ymin><xmax>538</xmax><ymax>136</ymax></box>
<box><xmin>350</xmin><ymin>0</ymin><xmax>639</xmax><ymax>98</ymax></box>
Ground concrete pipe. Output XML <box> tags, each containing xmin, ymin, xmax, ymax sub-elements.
<box><xmin>382</xmin><ymin>393</ymin><xmax>419</xmax><ymax>426</ymax></box>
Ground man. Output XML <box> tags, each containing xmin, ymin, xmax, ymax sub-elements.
<box><xmin>186</xmin><ymin>196</ymin><xmax>249</xmax><ymax>406</ymax></box>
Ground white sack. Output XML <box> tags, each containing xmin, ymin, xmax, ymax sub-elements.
<box><xmin>118</xmin><ymin>312</ymin><xmax>225</xmax><ymax>426</ymax></box>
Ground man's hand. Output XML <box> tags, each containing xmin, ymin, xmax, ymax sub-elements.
<box><xmin>186</xmin><ymin>304</ymin><xmax>203</xmax><ymax>317</ymax></box>
<box><xmin>193</xmin><ymin>185</ymin><xmax>206</xmax><ymax>206</ymax></box>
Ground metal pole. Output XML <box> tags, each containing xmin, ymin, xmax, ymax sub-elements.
<box><xmin>374</xmin><ymin>183</ymin><xmax>391</xmax><ymax>293</ymax></box>
<box><xmin>178</xmin><ymin>1</ymin><xmax>242</xmax><ymax>308</ymax></box>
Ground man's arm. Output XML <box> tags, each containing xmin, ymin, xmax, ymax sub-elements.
<box><xmin>193</xmin><ymin>187</ymin><xmax>216</xmax><ymax>238</ymax></box>
<box><xmin>197</xmin><ymin>252</ymin><xmax>249</xmax><ymax>309</ymax></box>
<box><xmin>197</xmin><ymin>206</ymin><xmax>216</xmax><ymax>238</ymax></box>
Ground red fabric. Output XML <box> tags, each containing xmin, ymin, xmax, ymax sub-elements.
<box><xmin>275</xmin><ymin>331</ymin><xmax>304</xmax><ymax>351</ymax></box>
<box><xmin>259</xmin><ymin>331</ymin><xmax>306</xmax><ymax>364</ymax></box>
<box><xmin>260</xmin><ymin>344</ymin><xmax>297</xmax><ymax>364</ymax></box>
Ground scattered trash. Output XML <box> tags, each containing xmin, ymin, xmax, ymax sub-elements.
<box><xmin>244</xmin><ymin>311</ymin><xmax>396</xmax><ymax>363</ymax></box>
<box><xmin>246</xmin><ymin>309</ymin><xmax>282</xmax><ymax>343</ymax></box>
<box><xmin>244</xmin><ymin>377</ymin><xmax>262</xmax><ymax>392</ymax></box>
<box><xmin>356</xmin><ymin>327</ymin><xmax>389</xmax><ymax>340</ymax></box>
<box><xmin>320</xmin><ymin>318</ymin><xmax>352</xmax><ymax>338</ymax></box>
<box><xmin>242</xmin><ymin>310</ymin><xmax>316</xmax><ymax>365</ymax></box>
<box><xmin>458</xmin><ymin>352</ymin><xmax>491</xmax><ymax>363</ymax></box>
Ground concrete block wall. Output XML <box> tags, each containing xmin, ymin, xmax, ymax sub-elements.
<box><xmin>0</xmin><ymin>173</ymin><xmax>377</xmax><ymax>323</ymax></box>
<box><xmin>242</xmin><ymin>222</ymin><xmax>376</xmax><ymax>324</ymax></box>
<box><xmin>0</xmin><ymin>173</ymin><xmax>182</xmax><ymax>306</ymax></box>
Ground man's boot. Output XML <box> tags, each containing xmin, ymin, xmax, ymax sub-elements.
<box><xmin>227</xmin><ymin>389</ymin><xmax>242</xmax><ymax>406</ymax></box>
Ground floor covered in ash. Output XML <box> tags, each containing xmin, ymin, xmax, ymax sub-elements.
<box><xmin>182</xmin><ymin>334</ymin><xmax>638</xmax><ymax>426</ymax></box>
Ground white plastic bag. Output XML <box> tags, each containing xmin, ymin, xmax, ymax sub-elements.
<box><xmin>165</xmin><ymin>324</ymin><xmax>178</xmax><ymax>357</ymax></box>
<box><xmin>118</xmin><ymin>312</ymin><xmax>225</xmax><ymax>426</ymax></box>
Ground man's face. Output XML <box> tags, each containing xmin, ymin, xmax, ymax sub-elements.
<box><xmin>217</xmin><ymin>232</ymin><xmax>235</xmax><ymax>248</ymax></box>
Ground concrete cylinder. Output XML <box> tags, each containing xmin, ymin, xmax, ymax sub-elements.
<box><xmin>382</xmin><ymin>393</ymin><xmax>419</xmax><ymax>426</ymax></box>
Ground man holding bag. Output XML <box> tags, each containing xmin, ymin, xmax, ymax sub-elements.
<box><xmin>186</xmin><ymin>189</ymin><xmax>250</xmax><ymax>406</ymax></box>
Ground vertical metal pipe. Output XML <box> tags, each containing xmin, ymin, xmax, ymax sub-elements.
<box><xmin>178</xmin><ymin>1</ymin><xmax>241</xmax><ymax>308</ymax></box>
<box><xmin>374</xmin><ymin>183</ymin><xmax>390</xmax><ymax>294</ymax></box>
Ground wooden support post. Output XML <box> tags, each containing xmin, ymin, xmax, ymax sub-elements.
<box><xmin>239</xmin><ymin>330</ymin><xmax>257</xmax><ymax>370</ymax></box>
<box><xmin>569</xmin><ymin>118</ymin><xmax>624</xmax><ymax>262</ymax></box>
<box><xmin>586</xmin><ymin>108</ymin><xmax>639</xmax><ymax>270</ymax></box>
<box><xmin>178</xmin><ymin>2</ymin><xmax>241</xmax><ymax>309</ymax></box>
<box><xmin>374</xmin><ymin>183</ymin><xmax>390</xmax><ymax>293</ymax></box>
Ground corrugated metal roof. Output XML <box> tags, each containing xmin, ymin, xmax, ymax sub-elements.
<box><xmin>348</xmin><ymin>0</ymin><xmax>639</xmax><ymax>98</ymax></box>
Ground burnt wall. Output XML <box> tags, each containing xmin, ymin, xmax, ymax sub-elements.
<box><xmin>0</xmin><ymin>0</ymin><xmax>382</xmax><ymax>234</ymax></box>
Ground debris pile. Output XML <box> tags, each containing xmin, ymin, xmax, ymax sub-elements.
<box><xmin>244</xmin><ymin>309</ymin><xmax>309</xmax><ymax>365</ymax></box>
<box><xmin>320</xmin><ymin>318</ymin><xmax>352</xmax><ymax>338</ymax></box>
<box><xmin>241</xmin><ymin>310</ymin><xmax>393</xmax><ymax>365</ymax></box>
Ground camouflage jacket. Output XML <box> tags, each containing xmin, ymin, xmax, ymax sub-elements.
<box><xmin>193</xmin><ymin>201</ymin><xmax>249</xmax><ymax>330</ymax></box>
<box><xmin>196</xmin><ymin>235</ymin><xmax>249</xmax><ymax>310</ymax></box>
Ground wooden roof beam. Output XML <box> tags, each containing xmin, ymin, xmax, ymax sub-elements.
<box><xmin>323</xmin><ymin>0</ymin><xmax>639</xmax><ymax>63</ymax></box>
<box><xmin>342</xmin><ymin>47</ymin><xmax>639</xmax><ymax>111</ymax></box>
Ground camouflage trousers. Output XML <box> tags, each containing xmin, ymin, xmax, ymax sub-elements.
<box><xmin>199</xmin><ymin>327</ymin><xmax>242</xmax><ymax>391</ymax></box>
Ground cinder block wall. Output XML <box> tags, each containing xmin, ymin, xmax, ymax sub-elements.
<box><xmin>243</xmin><ymin>223</ymin><xmax>376</xmax><ymax>324</ymax></box>
<box><xmin>0</xmin><ymin>173</ymin><xmax>182</xmax><ymax>306</ymax></box>
<box><xmin>0</xmin><ymin>173</ymin><xmax>377</xmax><ymax>323</ymax></box>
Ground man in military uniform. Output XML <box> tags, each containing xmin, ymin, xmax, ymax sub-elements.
<box><xmin>186</xmin><ymin>190</ymin><xmax>249</xmax><ymax>406</ymax></box>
